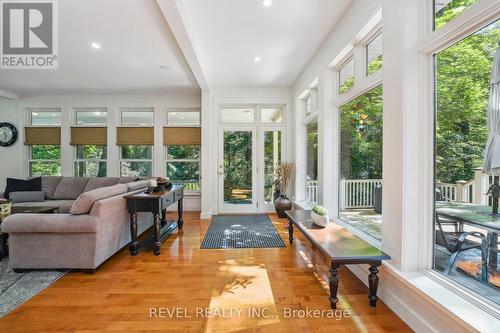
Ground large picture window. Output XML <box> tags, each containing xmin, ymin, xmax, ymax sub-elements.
<box><xmin>29</xmin><ymin>145</ymin><xmax>61</xmax><ymax>176</ymax></box>
<box><xmin>75</xmin><ymin>145</ymin><xmax>107</xmax><ymax>177</ymax></box>
<box><xmin>339</xmin><ymin>85</ymin><xmax>383</xmax><ymax>240</ymax></box>
<box><xmin>305</xmin><ymin>121</ymin><xmax>318</xmax><ymax>203</ymax></box>
<box><xmin>166</xmin><ymin>145</ymin><xmax>200</xmax><ymax>191</ymax></box>
<box><xmin>434</xmin><ymin>20</ymin><xmax>500</xmax><ymax>306</ymax></box>
<box><xmin>120</xmin><ymin>145</ymin><xmax>152</xmax><ymax>177</ymax></box>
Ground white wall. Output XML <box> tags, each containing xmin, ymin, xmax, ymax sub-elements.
<box><xmin>0</xmin><ymin>97</ymin><xmax>23</xmax><ymax>191</ymax></box>
<box><xmin>200</xmin><ymin>86</ymin><xmax>293</xmax><ymax>219</ymax></box>
<box><xmin>0</xmin><ymin>93</ymin><xmax>203</xmax><ymax>211</ymax></box>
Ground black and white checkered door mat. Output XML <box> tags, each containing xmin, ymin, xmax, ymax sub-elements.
<box><xmin>201</xmin><ymin>215</ymin><xmax>286</xmax><ymax>249</ymax></box>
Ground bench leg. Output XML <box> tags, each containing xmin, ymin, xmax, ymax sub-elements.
<box><xmin>329</xmin><ymin>264</ymin><xmax>340</xmax><ymax>309</ymax></box>
<box><xmin>368</xmin><ymin>265</ymin><xmax>380</xmax><ymax>307</ymax></box>
<box><xmin>288</xmin><ymin>218</ymin><xmax>294</xmax><ymax>243</ymax></box>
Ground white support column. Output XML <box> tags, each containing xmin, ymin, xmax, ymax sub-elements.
<box><xmin>455</xmin><ymin>180</ymin><xmax>466</xmax><ymax>202</ymax></box>
<box><xmin>153</xmin><ymin>104</ymin><xmax>165</xmax><ymax>177</ymax></box>
<box><xmin>473</xmin><ymin>167</ymin><xmax>489</xmax><ymax>205</ymax></box>
<box><xmin>107</xmin><ymin>105</ymin><xmax>119</xmax><ymax>177</ymax></box>
<box><xmin>200</xmin><ymin>88</ymin><xmax>214</xmax><ymax>219</ymax></box>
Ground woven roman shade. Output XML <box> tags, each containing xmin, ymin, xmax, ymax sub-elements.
<box><xmin>163</xmin><ymin>127</ymin><xmax>201</xmax><ymax>145</ymax></box>
<box><xmin>25</xmin><ymin>127</ymin><xmax>61</xmax><ymax>145</ymax></box>
<box><xmin>71</xmin><ymin>127</ymin><xmax>107</xmax><ymax>145</ymax></box>
<box><xmin>116</xmin><ymin>127</ymin><xmax>154</xmax><ymax>145</ymax></box>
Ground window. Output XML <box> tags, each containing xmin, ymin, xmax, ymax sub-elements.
<box><xmin>366</xmin><ymin>33</ymin><xmax>383</xmax><ymax>75</ymax></box>
<box><xmin>304</xmin><ymin>94</ymin><xmax>313</xmax><ymax>115</ymax></box>
<box><xmin>30</xmin><ymin>109</ymin><xmax>61</xmax><ymax>126</ymax></box>
<box><xmin>221</xmin><ymin>108</ymin><xmax>255</xmax><ymax>123</ymax></box>
<box><xmin>167</xmin><ymin>111</ymin><xmax>200</xmax><ymax>126</ymax></box>
<box><xmin>261</xmin><ymin>108</ymin><xmax>284</xmax><ymax>123</ymax></box>
<box><xmin>166</xmin><ymin>145</ymin><xmax>200</xmax><ymax>191</ymax></box>
<box><xmin>264</xmin><ymin>131</ymin><xmax>281</xmax><ymax>204</ymax></box>
<box><xmin>121</xmin><ymin>109</ymin><xmax>154</xmax><ymax>125</ymax></box>
<box><xmin>339</xmin><ymin>85</ymin><xmax>383</xmax><ymax>240</ymax></box>
<box><xmin>305</xmin><ymin>121</ymin><xmax>318</xmax><ymax>203</ymax></box>
<box><xmin>75</xmin><ymin>145</ymin><xmax>107</xmax><ymax>177</ymax></box>
<box><xmin>76</xmin><ymin>109</ymin><xmax>107</xmax><ymax>126</ymax></box>
<box><xmin>434</xmin><ymin>0</ymin><xmax>480</xmax><ymax>30</ymax></box>
<box><xmin>120</xmin><ymin>145</ymin><xmax>152</xmax><ymax>177</ymax></box>
<box><xmin>29</xmin><ymin>145</ymin><xmax>61</xmax><ymax>176</ymax></box>
<box><xmin>433</xmin><ymin>20</ymin><xmax>500</xmax><ymax>306</ymax></box>
<box><xmin>339</xmin><ymin>58</ymin><xmax>354</xmax><ymax>94</ymax></box>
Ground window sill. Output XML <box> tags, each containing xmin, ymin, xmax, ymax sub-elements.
<box><xmin>335</xmin><ymin>217</ymin><xmax>382</xmax><ymax>250</ymax></box>
<box><xmin>382</xmin><ymin>262</ymin><xmax>500</xmax><ymax>332</ymax></box>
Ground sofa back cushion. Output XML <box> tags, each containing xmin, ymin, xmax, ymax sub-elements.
<box><xmin>9</xmin><ymin>191</ymin><xmax>45</xmax><ymax>203</ymax></box>
<box><xmin>41</xmin><ymin>176</ymin><xmax>63</xmax><ymax>199</ymax></box>
<box><xmin>118</xmin><ymin>177</ymin><xmax>142</xmax><ymax>184</ymax></box>
<box><xmin>70</xmin><ymin>184</ymin><xmax>128</xmax><ymax>215</ymax></box>
<box><xmin>84</xmin><ymin>177</ymin><xmax>119</xmax><ymax>192</ymax></box>
<box><xmin>4</xmin><ymin>177</ymin><xmax>41</xmax><ymax>199</ymax></box>
<box><xmin>53</xmin><ymin>177</ymin><xmax>90</xmax><ymax>200</ymax></box>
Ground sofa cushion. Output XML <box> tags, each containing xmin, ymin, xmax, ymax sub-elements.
<box><xmin>13</xmin><ymin>200</ymin><xmax>75</xmax><ymax>213</ymax></box>
<box><xmin>126</xmin><ymin>179</ymin><xmax>151</xmax><ymax>192</ymax></box>
<box><xmin>9</xmin><ymin>191</ymin><xmax>45</xmax><ymax>203</ymax></box>
<box><xmin>53</xmin><ymin>177</ymin><xmax>89</xmax><ymax>200</ymax></box>
<box><xmin>41</xmin><ymin>176</ymin><xmax>63</xmax><ymax>199</ymax></box>
<box><xmin>4</xmin><ymin>177</ymin><xmax>41</xmax><ymax>199</ymax></box>
<box><xmin>70</xmin><ymin>184</ymin><xmax>128</xmax><ymax>215</ymax></box>
<box><xmin>84</xmin><ymin>177</ymin><xmax>119</xmax><ymax>192</ymax></box>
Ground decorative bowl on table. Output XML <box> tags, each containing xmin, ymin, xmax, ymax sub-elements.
<box><xmin>156</xmin><ymin>177</ymin><xmax>171</xmax><ymax>190</ymax></box>
<box><xmin>311</xmin><ymin>205</ymin><xmax>329</xmax><ymax>227</ymax></box>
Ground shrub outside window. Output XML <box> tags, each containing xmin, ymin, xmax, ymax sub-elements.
<box><xmin>29</xmin><ymin>145</ymin><xmax>61</xmax><ymax>176</ymax></box>
<box><xmin>75</xmin><ymin>145</ymin><xmax>107</xmax><ymax>177</ymax></box>
<box><xmin>166</xmin><ymin>145</ymin><xmax>200</xmax><ymax>191</ymax></box>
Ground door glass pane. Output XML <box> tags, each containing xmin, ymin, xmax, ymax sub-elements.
<box><xmin>264</xmin><ymin>131</ymin><xmax>281</xmax><ymax>204</ymax></box>
<box><xmin>221</xmin><ymin>109</ymin><xmax>255</xmax><ymax>123</ymax></box>
<box><xmin>434</xmin><ymin>21</ymin><xmax>500</xmax><ymax>306</ymax></box>
<box><xmin>223</xmin><ymin>131</ymin><xmax>252</xmax><ymax>204</ymax></box>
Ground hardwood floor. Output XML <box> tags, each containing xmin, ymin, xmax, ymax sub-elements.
<box><xmin>0</xmin><ymin>213</ymin><xmax>412</xmax><ymax>332</ymax></box>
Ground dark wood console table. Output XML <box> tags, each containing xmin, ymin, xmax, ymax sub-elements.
<box><xmin>124</xmin><ymin>185</ymin><xmax>184</xmax><ymax>256</ymax></box>
<box><xmin>285</xmin><ymin>210</ymin><xmax>390</xmax><ymax>309</ymax></box>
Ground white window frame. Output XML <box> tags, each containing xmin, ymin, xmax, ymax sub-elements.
<box><xmin>74</xmin><ymin>145</ymin><xmax>108</xmax><ymax>177</ymax></box>
<box><xmin>166</xmin><ymin>145</ymin><xmax>201</xmax><ymax>194</ymax></box>
<box><xmin>365</xmin><ymin>30</ymin><xmax>383</xmax><ymax>76</ymax></box>
<box><xmin>119</xmin><ymin>145</ymin><xmax>153</xmax><ymax>177</ymax></box>
<box><xmin>29</xmin><ymin>145</ymin><xmax>62</xmax><ymax>177</ymax></box>
<box><xmin>74</xmin><ymin>107</ymin><xmax>108</xmax><ymax>126</ymax></box>
<box><xmin>120</xmin><ymin>107</ymin><xmax>154</xmax><ymax>126</ymax></box>
<box><xmin>418</xmin><ymin>0</ymin><xmax>500</xmax><ymax>315</ymax></box>
<box><xmin>27</xmin><ymin>108</ymin><xmax>61</xmax><ymax>127</ymax></box>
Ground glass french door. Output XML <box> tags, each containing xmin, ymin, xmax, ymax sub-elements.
<box><xmin>218</xmin><ymin>126</ymin><xmax>285</xmax><ymax>214</ymax></box>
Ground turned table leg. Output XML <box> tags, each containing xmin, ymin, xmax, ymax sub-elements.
<box><xmin>129</xmin><ymin>213</ymin><xmax>138</xmax><ymax>256</ymax></box>
<box><xmin>368</xmin><ymin>264</ymin><xmax>380</xmax><ymax>307</ymax></box>
<box><xmin>288</xmin><ymin>218</ymin><xmax>294</xmax><ymax>243</ymax></box>
<box><xmin>153</xmin><ymin>213</ymin><xmax>161</xmax><ymax>255</ymax></box>
<box><xmin>177</xmin><ymin>198</ymin><xmax>184</xmax><ymax>229</ymax></box>
<box><xmin>329</xmin><ymin>263</ymin><xmax>340</xmax><ymax>309</ymax></box>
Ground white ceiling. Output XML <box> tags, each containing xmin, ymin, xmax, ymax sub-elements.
<box><xmin>175</xmin><ymin>0</ymin><xmax>352</xmax><ymax>86</ymax></box>
<box><xmin>0</xmin><ymin>0</ymin><xmax>199</xmax><ymax>98</ymax></box>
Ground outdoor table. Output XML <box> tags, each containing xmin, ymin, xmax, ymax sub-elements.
<box><xmin>436</xmin><ymin>201</ymin><xmax>499</xmax><ymax>267</ymax></box>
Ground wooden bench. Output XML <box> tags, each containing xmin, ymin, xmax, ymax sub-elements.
<box><xmin>285</xmin><ymin>210</ymin><xmax>390</xmax><ymax>309</ymax></box>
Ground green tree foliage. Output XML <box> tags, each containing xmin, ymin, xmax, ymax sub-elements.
<box><xmin>436</xmin><ymin>20</ymin><xmax>500</xmax><ymax>183</ymax></box>
<box><xmin>223</xmin><ymin>131</ymin><xmax>252</xmax><ymax>203</ymax></box>
<box><xmin>264</xmin><ymin>131</ymin><xmax>281</xmax><ymax>202</ymax></box>
<box><xmin>167</xmin><ymin>144</ymin><xmax>200</xmax><ymax>190</ymax></box>
<box><xmin>340</xmin><ymin>85</ymin><xmax>383</xmax><ymax>179</ymax></box>
<box><xmin>30</xmin><ymin>145</ymin><xmax>61</xmax><ymax>176</ymax></box>
<box><xmin>121</xmin><ymin>145</ymin><xmax>152</xmax><ymax>177</ymax></box>
<box><xmin>435</xmin><ymin>0</ymin><xmax>480</xmax><ymax>30</ymax></box>
<box><xmin>306</xmin><ymin>122</ymin><xmax>318</xmax><ymax>180</ymax></box>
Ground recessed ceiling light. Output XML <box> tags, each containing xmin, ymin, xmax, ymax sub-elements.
<box><xmin>262</xmin><ymin>0</ymin><xmax>272</xmax><ymax>7</ymax></box>
<box><xmin>91</xmin><ymin>42</ymin><xmax>101</xmax><ymax>49</ymax></box>
<box><xmin>253</xmin><ymin>56</ymin><xmax>261</xmax><ymax>62</ymax></box>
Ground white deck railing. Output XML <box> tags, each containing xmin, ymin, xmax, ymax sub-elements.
<box><xmin>305</xmin><ymin>180</ymin><xmax>318</xmax><ymax>204</ymax></box>
<box><xmin>437</xmin><ymin>168</ymin><xmax>494</xmax><ymax>205</ymax></box>
<box><xmin>340</xmin><ymin>179</ymin><xmax>382</xmax><ymax>209</ymax></box>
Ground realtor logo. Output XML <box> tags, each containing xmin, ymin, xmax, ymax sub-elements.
<box><xmin>0</xmin><ymin>0</ymin><xmax>58</xmax><ymax>69</ymax></box>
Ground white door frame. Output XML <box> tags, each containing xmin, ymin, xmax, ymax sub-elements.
<box><xmin>218</xmin><ymin>126</ymin><xmax>258</xmax><ymax>214</ymax></box>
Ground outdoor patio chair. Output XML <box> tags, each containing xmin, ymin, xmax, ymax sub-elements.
<box><xmin>436</xmin><ymin>213</ymin><xmax>489</xmax><ymax>283</ymax></box>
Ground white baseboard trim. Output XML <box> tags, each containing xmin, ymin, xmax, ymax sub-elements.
<box><xmin>200</xmin><ymin>210</ymin><xmax>212</xmax><ymax>220</ymax></box>
<box><xmin>347</xmin><ymin>264</ymin><xmax>496</xmax><ymax>333</ymax></box>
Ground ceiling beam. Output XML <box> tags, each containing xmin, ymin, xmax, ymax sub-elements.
<box><xmin>0</xmin><ymin>89</ymin><xmax>19</xmax><ymax>100</ymax></box>
<box><xmin>156</xmin><ymin>0</ymin><xmax>209</xmax><ymax>89</ymax></box>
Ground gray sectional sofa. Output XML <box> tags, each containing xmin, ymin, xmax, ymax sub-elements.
<box><xmin>1</xmin><ymin>176</ymin><xmax>153</xmax><ymax>272</ymax></box>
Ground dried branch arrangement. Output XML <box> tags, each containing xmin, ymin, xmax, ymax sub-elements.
<box><xmin>276</xmin><ymin>161</ymin><xmax>296</xmax><ymax>195</ymax></box>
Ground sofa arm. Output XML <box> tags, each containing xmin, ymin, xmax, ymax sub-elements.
<box><xmin>1</xmin><ymin>213</ymin><xmax>98</xmax><ymax>233</ymax></box>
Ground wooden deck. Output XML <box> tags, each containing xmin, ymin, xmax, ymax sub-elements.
<box><xmin>0</xmin><ymin>212</ymin><xmax>412</xmax><ymax>332</ymax></box>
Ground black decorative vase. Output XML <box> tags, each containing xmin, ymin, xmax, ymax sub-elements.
<box><xmin>275</xmin><ymin>195</ymin><xmax>291</xmax><ymax>218</ymax></box>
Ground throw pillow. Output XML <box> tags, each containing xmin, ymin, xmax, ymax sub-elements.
<box><xmin>4</xmin><ymin>177</ymin><xmax>42</xmax><ymax>199</ymax></box>
<box><xmin>9</xmin><ymin>191</ymin><xmax>46</xmax><ymax>203</ymax></box>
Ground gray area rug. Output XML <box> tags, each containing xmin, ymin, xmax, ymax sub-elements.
<box><xmin>201</xmin><ymin>215</ymin><xmax>285</xmax><ymax>249</ymax></box>
<box><xmin>0</xmin><ymin>257</ymin><xmax>67</xmax><ymax>318</ymax></box>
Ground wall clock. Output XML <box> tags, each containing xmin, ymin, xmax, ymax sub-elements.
<box><xmin>0</xmin><ymin>122</ymin><xmax>18</xmax><ymax>147</ymax></box>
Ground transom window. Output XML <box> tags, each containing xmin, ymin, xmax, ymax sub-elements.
<box><xmin>220</xmin><ymin>108</ymin><xmax>255</xmax><ymax>123</ymax></box>
<box><xmin>304</xmin><ymin>94</ymin><xmax>313</xmax><ymax>115</ymax></box>
<box><xmin>75</xmin><ymin>109</ymin><xmax>107</xmax><ymax>126</ymax></box>
<box><xmin>29</xmin><ymin>109</ymin><xmax>61</xmax><ymax>126</ymax></box>
<box><xmin>366</xmin><ymin>33</ymin><xmax>383</xmax><ymax>75</ymax></box>
<box><xmin>120</xmin><ymin>145</ymin><xmax>152</xmax><ymax>177</ymax></box>
<box><xmin>339</xmin><ymin>58</ymin><xmax>354</xmax><ymax>94</ymax></box>
<box><xmin>220</xmin><ymin>106</ymin><xmax>285</xmax><ymax>124</ymax></box>
<box><xmin>121</xmin><ymin>108</ymin><xmax>154</xmax><ymax>126</ymax></box>
<box><xmin>167</xmin><ymin>110</ymin><xmax>200</xmax><ymax>126</ymax></box>
<box><xmin>434</xmin><ymin>0</ymin><xmax>480</xmax><ymax>30</ymax></box>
